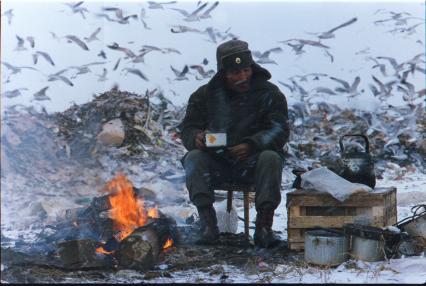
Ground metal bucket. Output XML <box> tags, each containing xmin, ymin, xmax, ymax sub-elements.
<box><xmin>351</xmin><ymin>236</ymin><xmax>384</xmax><ymax>262</ymax></box>
<box><xmin>401</xmin><ymin>214</ymin><xmax>426</xmax><ymax>239</ymax></box>
<box><xmin>304</xmin><ymin>229</ymin><xmax>349</xmax><ymax>266</ymax></box>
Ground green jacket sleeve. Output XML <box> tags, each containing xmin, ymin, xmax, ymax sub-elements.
<box><xmin>243</xmin><ymin>89</ymin><xmax>290</xmax><ymax>151</ymax></box>
<box><xmin>180</xmin><ymin>87</ymin><xmax>208</xmax><ymax>151</ymax></box>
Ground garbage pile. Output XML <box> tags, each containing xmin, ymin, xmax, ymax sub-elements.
<box><xmin>52</xmin><ymin>89</ymin><xmax>185</xmax><ymax>163</ymax></box>
<box><xmin>0</xmin><ymin>89</ymin><xmax>187</xmax><ymax>233</ymax></box>
<box><xmin>2</xmin><ymin>90</ymin><xmax>425</xmax><ymax>185</ymax></box>
<box><xmin>286</xmin><ymin>101</ymin><xmax>426</xmax><ymax>174</ymax></box>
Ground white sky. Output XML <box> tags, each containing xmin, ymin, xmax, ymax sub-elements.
<box><xmin>1</xmin><ymin>0</ymin><xmax>425</xmax><ymax>113</ymax></box>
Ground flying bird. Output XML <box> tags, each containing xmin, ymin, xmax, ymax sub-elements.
<box><xmin>26</xmin><ymin>36</ymin><xmax>35</xmax><ymax>48</ymax></box>
<box><xmin>107</xmin><ymin>42</ymin><xmax>136</xmax><ymax>58</ymax></box>
<box><xmin>279</xmin><ymin>38</ymin><xmax>330</xmax><ymax>55</ymax></box>
<box><xmin>171</xmin><ymin>25</ymin><xmax>202</xmax><ymax>33</ymax></box>
<box><xmin>15</xmin><ymin>35</ymin><xmax>26</xmax><ymax>51</ymax></box>
<box><xmin>113</xmin><ymin>58</ymin><xmax>121</xmax><ymax>71</ymax></box>
<box><xmin>199</xmin><ymin>1</ymin><xmax>219</xmax><ymax>19</ymax></box>
<box><xmin>1</xmin><ymin>88</ymin><xmax>28</xmax><ymax>98</ymax></box>
<box><xmin>65</xmin><ymin>35</ymin><xmax>89</xmax><ymax>50</ymax></box>
<box><xmin>148</xmin><ymin>1</ymin><xmax>177</xmax><ymax>9</ymax></box>
<box><xmin>94</xmin><ymin>13</ymin><xmax>118</xmax><ymax>22</ymax></box>
<box><xmin>311</xmin><ymin>87</ymin><xmax>337</xmax><ymax>95</ymax></box>
<box><xmin>289</xmin><ymin>73</ymin><xmax>328</xmax><ymax>82</ymax></box>
<box><xmin>122</xmin><ymin>67</ymin><xmax>148</xmax><ymax>81</ymax></box>
<box><xmin>97</xmin><ymin>68</ymin><xmax>108</xmax><ymax>81</ymax></box>
<box><xmin>98</xmin><ymin>50</ymin><xmax>107</xmax><ymax>59</ymax></box>
<box><xmin>169</xmin><ymin>2</ymin><xmax>208</xmax><ymax>22</ymax></box>
<box><xmin>366</xmin><ymin>57</ymin><xmax>388</xmax><ymax>76</ymax></box>
<box><xmin>2</xmin><ymin>9</ymin><xmax>14</xmax><ymax>25</ymax></box>
<box><xmin>64</xmin><ymin>1</ymin><xmax>88</xmax><ymax>19</ymax></box>
<box><xmin>84</xmin><ymin>27</ymin><xmax>101</xmax><ymax>42</ymax></box>
<box><xmin>329</xmin><ymin>76</ymin><xmax>361</xmax><ymax>96</ymax></box>
<box><xmin>48</xmin><ymin>74</ymin><xmax>74</xmax><ymax>86</ymax></box>
<box><xmin>32</xmin><ymin>86</ymin><xmax>50</xmax><ymax>101</ymax></box>
<box><xmin>68</xmin><ymin>61</ymin><xmax>107</xmax><ymax>78</ymax></box>
<box><xmin>371</xmin><ymin>75</ymin><xmax>397</xmax><ymax>99</ymax></box>
<box><xmin>32</xmin><ymin>51</ymin><xmax>55</xmax><ymax>66</ymax></box>
<box><xmin>376</xmin><ymin>56</ymin><xmax>408</xmax><ymax>76</ymax></box>
<box><xmin>324</xmin><ymin>50</ymin><xmax>334</xmax><ymax>63</ymax></box>
<box><xmin>1</xmin><ymin>61</ymin><xmax>39</xmax><ymax>75</ymax></box>
<box><xmin>170</xmin><ymin>65</ymin><xmax>189</xmax><ymax>80</ymax></box>
<box><xmin>252</xmin><ymin>47</ymin><xmax>283</xmax><ymax>64</ymax></box>
<box><xmin>308</xmin><ymin>17</ymin><xmax>358</xmax><ymax>39</ymax></box>
<box><xmin>140</xmin><ymin>8</ymin><xmax>151</xmax><ymax>29</ymax></box>
<box><xmin>164</xmin><ymin>48</ymin><xmax>182</xmax><ymax>55</ymax></box>
<box><xmin>190</xmin><ymin>65</ymin><xmax>215</xmax><ymax>80</ymax></box>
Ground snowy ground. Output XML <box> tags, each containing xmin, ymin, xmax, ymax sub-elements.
<box><xmin>1</xmin><ymin>164</ymin><xmax>425</xmax><ymax>284</ymax></box>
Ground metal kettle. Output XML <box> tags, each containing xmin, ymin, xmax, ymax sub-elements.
<box><xmin>339</xmin><ymin>134</ymin><xmax>376</xmax><ymax>189</ymax></box>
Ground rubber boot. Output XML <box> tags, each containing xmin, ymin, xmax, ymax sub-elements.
<box><xmin>196</xmin><ymin>205</ymin><xmax>220</xmax><ymax>244</ymax></box>
<box><xmin>254</xmin><ymin>209</ymin><xmax>277</xmax><ymax>248</ymax></box>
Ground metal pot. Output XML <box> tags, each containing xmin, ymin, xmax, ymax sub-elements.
<box><xmin>397</xmin><ymin>205</ymin><xmax>426</xmax><ymax>240</ymax></box>
<box><xmin>338</xmin><ymin>134</ymin><xmax>376</xmax><ymax>189</ymax></box>
<box><xmin>402</xmin><ymin>215</ymin><xmax>426</xmax><ymax>239</ymax></box>
<box><xmin>304</xmin><ymin>229</ymin><xmax>349</xmax><ymax>266</ymax></box>
<box><xmin>351</xmin><ymin>236</ymin><xmax>384</xmax><ymax>262</ymax></box>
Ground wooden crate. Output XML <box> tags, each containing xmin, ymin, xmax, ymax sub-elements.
<box><xmin>286</xmin><ymin>187</ymin><xmax>397</xmax><ymax>251</ymax></box>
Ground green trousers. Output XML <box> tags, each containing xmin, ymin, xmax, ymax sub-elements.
<box><xmin>182</xmin><ymin>149</ymin><xmax>283</xmax><ymax>211</ymax></box>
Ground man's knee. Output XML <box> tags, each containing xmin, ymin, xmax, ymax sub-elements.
<box><xmin>184</xmin><ymin>149</ymin><xmax>208</xmax><ymax>166</ymax></box>
<box><xmin>183</xmin><ymin>150</ymin><xmax>210</xmax><ymax>174</ymax></box>
<box><xmin>257</xmin><ymin>150</ymin><xmax>283</xmax><ymax>169</ymax></box>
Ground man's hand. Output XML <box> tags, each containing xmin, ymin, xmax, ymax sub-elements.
<box><xmin>227</xmin><ymin>143</ymin><xmax>252</xmax><ymax>161</ymax></box>
<box><xmin>195</xmin><ymin>131</ymin><xmax>207</xmax><ymax>150</ymax></box>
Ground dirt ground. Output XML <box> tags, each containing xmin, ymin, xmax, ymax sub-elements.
<box><xmin>1</xmin><ymin>226</ymin><xmax>306</xmax><ymax>283</ymax></box>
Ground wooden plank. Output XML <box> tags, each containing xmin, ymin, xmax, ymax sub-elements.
<box><xmin>372</xmin><ymin>206</ymin><xmax>384</xmax><ymax>217</ymax></box>
<box><xmin>288</xmin><ymin>215</ymin><xmax>388</xmax><ymax>228</ymax></box>
<box><xmin>286</xmin><ymin>188</ymin><xmax>396</xmax><ymax>208</ymax></box>
<box><xmin>304</xmin><ymin>206</ymin><xmax>357</xmax><ymax>216</ymax></box>
<box><xmin>355</xmin><ymin>207</ymin><xmax>372</xmax><ymax>217</ymax></box>
<box><xmin>288</xmin><ymin>229</ymin><xmax>304</xmax><ymax>242</ymax></box>
<box><xmin>289</xmin><ymin>216</ymin><xmax>356</xmax><ymax>228</ymax></box>
<box><xmin>288</xmin><ymin>187</ymin><xmax>395</xmax><ymax>196</ymax></box>
<box><xmin>289</xmin><ymin>206</ymin><xmax>300</xmax><ymax>217</ymax></box>
<box><xmin>287</xmin><ymin>195</ymin><xmax>387</xmax><ymax>208</ymax></box>
<box><xmin>288</xmin><ymin>242</ymin><xmax>304</xmax><ymax>251</ymax></box>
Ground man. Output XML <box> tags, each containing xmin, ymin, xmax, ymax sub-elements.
<box><xmin>179</xmin><ymin>39</ymin><xmax>290</xmax><ymax>248</ymax></box>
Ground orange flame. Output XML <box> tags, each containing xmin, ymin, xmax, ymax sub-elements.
<box><xmin>163</xmin><ymin>238</ymin><xmax>173</xmax><ymax>250</ymax></box>
<box><xmin>96</xmin><ymin>246</ymin><xmax>114</xmax><ymax>255</ymax></box>
<box><xmin>102</xmin><ymin>174</ymin><xmax>149</xmax><ymax>242</ymax></box>
<box><xmin>148</xmin><ymin>206</ymin><xmax>159</xmax><ymax>218</ymax></box>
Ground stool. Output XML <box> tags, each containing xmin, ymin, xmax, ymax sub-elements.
<box><xmin>215</xmin><ymin>182</ymin><xmax>255</xmax><ymax>239</ymax></box>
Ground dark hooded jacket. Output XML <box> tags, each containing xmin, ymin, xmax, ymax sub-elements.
<box><xmin>179</xmin><ymin>63</ymin><xmax>290</xmax><ymax>158</ymax></box>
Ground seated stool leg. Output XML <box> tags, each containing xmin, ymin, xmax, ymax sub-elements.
<box><xmin>227</xmin><ymin>190</ymin><xmax>233</xmax><ymax>213</ymax></box>
<box><xmin>244</xmin><ymin>192</ymin><xmax>249</xmax><ymax>240</ymax></box>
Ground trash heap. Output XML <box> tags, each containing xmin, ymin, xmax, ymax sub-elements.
<box><xmin>2</xmin><ymin>91</ymin><xmax>425</xmax><ymax>187</ymax></box>
<box><xmin>286</xmin><ymin>102</ymin><xmax>426</xmax><ymax>174</ymax></box>
<box><xmin>52</xmin><ymin>89</ymin><xmax>186</xmax><ymax>163</ymax></box>
<box><xmin>0</xmin><ymin>89</ymin><xmax>187</xmax><ymax>233</ymax></box>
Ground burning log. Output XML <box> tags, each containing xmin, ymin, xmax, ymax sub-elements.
<box><xmin>50</xmin><ymin>174</ymin><xmax>178</xmax><ymax>270</ymax></box>
<box><xmin>116</xmin><ymin>228</ymin><xmax>159</xmax><ymax>270</ymax></box>
<box><xmin>115</xmin><ymin>216</ymin><xmax>178</xmax><ymax>271</ymax></box>
<box><xmin>57</xmin><ymin>239</ymin><xmax>103</xmax><ymax>269</ymax></box>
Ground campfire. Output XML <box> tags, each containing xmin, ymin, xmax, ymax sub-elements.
<box><xmin>57</xmin><ymin>174</ymin><xmax>177</xmax><ymax>270</ymax></box>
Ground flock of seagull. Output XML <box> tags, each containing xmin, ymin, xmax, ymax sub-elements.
<box><xmin>1</xmin><ymin>2</ymin><xmax>425</xmax><ymax>107</ymax></box>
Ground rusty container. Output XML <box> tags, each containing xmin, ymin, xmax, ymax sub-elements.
<box><xmin>304</xmin><ymin>229</ymin><xmax>349</xmax><ymax>266</ymax></box>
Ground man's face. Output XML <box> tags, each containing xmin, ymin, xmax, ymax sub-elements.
<box><xmin>224</xmin><ymin>66</ymin><xmax>253</xmax><ymax>93</ymax></box>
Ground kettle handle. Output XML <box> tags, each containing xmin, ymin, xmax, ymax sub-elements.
<box><xmin>339</xmin><ymin>134</ymin><xmax>370</xmax><ymax>154</ymax></box>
